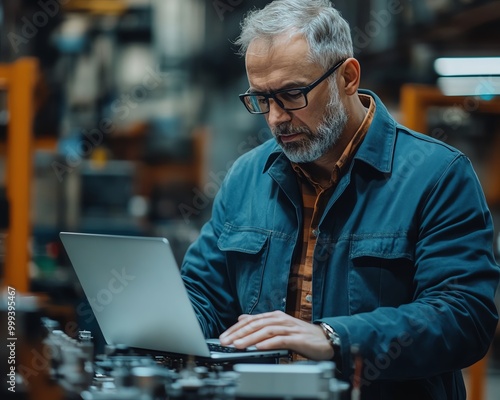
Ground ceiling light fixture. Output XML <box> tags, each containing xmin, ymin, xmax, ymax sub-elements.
<box><xmin>434</xmin><ymin>57</ymin><xmax>500</xmax><ymax>77</ymax></box>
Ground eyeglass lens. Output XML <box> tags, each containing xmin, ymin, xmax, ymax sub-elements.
<box><xmin>244</xmin><ymin>90</ymin><xmax>307</xmax><ymax>113</ymax></box>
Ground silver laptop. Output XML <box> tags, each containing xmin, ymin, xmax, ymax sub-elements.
<box><xmin>59</xmin><ymin>232</ymin><xmax>288</xmax><ymax>361</ymax></box>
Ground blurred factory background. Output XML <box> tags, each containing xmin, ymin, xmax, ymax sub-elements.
<box><xmin>0</xmin><ymin>0</ymin><xmax>500</xmax><ymax>399</ymax></box>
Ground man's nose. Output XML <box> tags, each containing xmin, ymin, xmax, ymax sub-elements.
<box><xmin>267</xmin><ymin>99</ymin><xmax>292</xmax><ymax>127</ymax></box>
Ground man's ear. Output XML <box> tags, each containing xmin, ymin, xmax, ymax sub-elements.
<box><xmin>340</xmin><ymin>58</ymin><xmax>361</xmax><ymax>95</ymax></box>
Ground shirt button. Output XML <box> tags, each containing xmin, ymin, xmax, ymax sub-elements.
<box><xmin>305</xmin><ymin>294</ymin><xmax>312</xmax><ymax>303</ymax></box>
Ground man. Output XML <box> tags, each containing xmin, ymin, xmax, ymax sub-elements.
<box><xmin>181</xmin><ymin>0</ymin><xmax>499</xmax><ymax>398</ymax></box>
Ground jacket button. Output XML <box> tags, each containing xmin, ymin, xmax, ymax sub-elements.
<box><xmin>305</xmin><ymin>294</ymin><xmax>312</xmax><ymax>303</ymax></box>
<box><xmin>312</xmin><ymin>229</ymin><xmax>319</xmax><ymax>237</ymax></box>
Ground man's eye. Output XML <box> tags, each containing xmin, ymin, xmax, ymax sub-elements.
<box><xmin>279</xmin><ymin>90</ymin><xmax>303</xmax><ymax>101</ymax></box>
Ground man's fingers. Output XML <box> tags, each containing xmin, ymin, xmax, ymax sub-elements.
<box><xmin>232</xmin><ymin>325</ymin><xmax>293</xmax><ymax>349</ymax></box>
<box><xmin>220</xmin><ymin>312</ymin><xmax>290</xmax><ymax>345</ymax></box>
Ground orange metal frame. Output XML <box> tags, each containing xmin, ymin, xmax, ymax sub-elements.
<box><xmin>401</xmin><ymin>83</ymin><xmax>500</xmax><ymax>206</ymax></box>
<box><xmin>0</xmin><ymin>58</ymin><xmax>39</xmax><ymax>293</ymax></box>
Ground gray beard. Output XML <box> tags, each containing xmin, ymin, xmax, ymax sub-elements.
<box><xmin>273</xmin><ymin>91</ymin><xmax>348</xmax><ymax>163</ymax></box>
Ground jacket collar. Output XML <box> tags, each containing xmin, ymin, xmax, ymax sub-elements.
<box><xmin>263</xmin><ymin>89</ymin><xmax>396</xmax><ymax>175</ymax></box>
<box><xmin>353</xmin><ymin>89</ymin><xmax>396</xmax><ymax>174</ymax></box>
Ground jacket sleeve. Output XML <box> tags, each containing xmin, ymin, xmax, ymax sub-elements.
<box><xmin>319</xmin><ymin>154</ymin><xmax>499</xmax><ymax>381</ymax></box>
<box><xmin>180</xmin><ymin>167</ymin><xmax>241</xmax><ymax>338</ymax></box>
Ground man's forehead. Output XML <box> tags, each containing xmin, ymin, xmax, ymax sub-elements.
<box><xmin>244</xmin><ymin>34</ymin><xmax>326</xmax><ymax>91</ymax></box>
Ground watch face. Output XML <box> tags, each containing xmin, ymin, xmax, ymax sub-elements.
<box><xmin>331</xmin><ymin>334</ymin><xmax>341</xmax><ymax>347</ymax></box>
<box><xmin>321</xmin><ymin>323</ymin><xmax>341</xmax><ymax>347</ymax></box>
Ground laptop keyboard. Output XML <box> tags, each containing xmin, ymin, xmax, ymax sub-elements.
<box><xmin>208</xmin><ymin>343</ymin><xmax>248</xmax><ymax>353</ymax></box>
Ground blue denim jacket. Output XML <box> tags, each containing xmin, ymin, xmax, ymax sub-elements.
<box><xmin>181</xmin><ymin>90</ymin><xmax>499</xmax><ymax>399</ymax></box>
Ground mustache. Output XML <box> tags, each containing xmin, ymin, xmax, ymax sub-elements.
<box><xmin>273</xmin><ymin>124</ymin><xmax>312</xmax><ymax>137</ymax></box>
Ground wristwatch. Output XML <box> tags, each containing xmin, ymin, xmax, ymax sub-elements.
<box><xmin>320</xmin><ymin>322</ymin><xmax>343</xmax><ymax>369</ymax></box>
<box><xmin>320</xmin><ymin>322</ymin><xmax>341</xmax><ymax>351</ymax></box>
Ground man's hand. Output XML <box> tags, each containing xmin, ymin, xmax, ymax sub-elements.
<box><xmin>219</xmin><ymin>310</ymin><xmax>334</xmax><ymax>360</ymax></box>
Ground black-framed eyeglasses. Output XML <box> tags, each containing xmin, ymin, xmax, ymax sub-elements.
<box><xmin>239</xmin><ymin>59</ymin><xmax>347</xmax><ymax>115</ymax></box>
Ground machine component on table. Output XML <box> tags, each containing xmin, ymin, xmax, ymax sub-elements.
<box><xmin>40</xmin><ymin>319</ymin><xmax>350</xmax><ymax>399</ymax></box>
<box><xmin>42</xmin><ymin>318</ymin><xmax>94</xmax><ymax>394</ymax></box>
<box><xmin>233</xmin><ymin>362</ymin><xmax>349</xmax><ymax>399</ymax></box>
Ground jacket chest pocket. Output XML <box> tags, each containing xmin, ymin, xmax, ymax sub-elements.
<box><xmin>217</xmin><ymin>224</ymin><xmax>270</xmax><ymax>314</ymax></box>
<box><xmin>348</xmin><ymin>234</ymin><xmax>415</xmax><ymax>314</ymax></box>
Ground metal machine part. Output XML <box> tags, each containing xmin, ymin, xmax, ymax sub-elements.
<box><xmin>233</xmin><ymin>362</ymin><xmax>349</xmax><ymax>399</ymax></box>
<box><xmin>40</xmin><ymin>319</ymin><xmax>350</xmax><ymax>400</ymax></box>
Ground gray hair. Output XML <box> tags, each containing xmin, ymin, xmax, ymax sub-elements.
<box><xmin>234</xmin><ymin>0</ymin><xmax>353</xmax><ymax>69</ymax></box>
